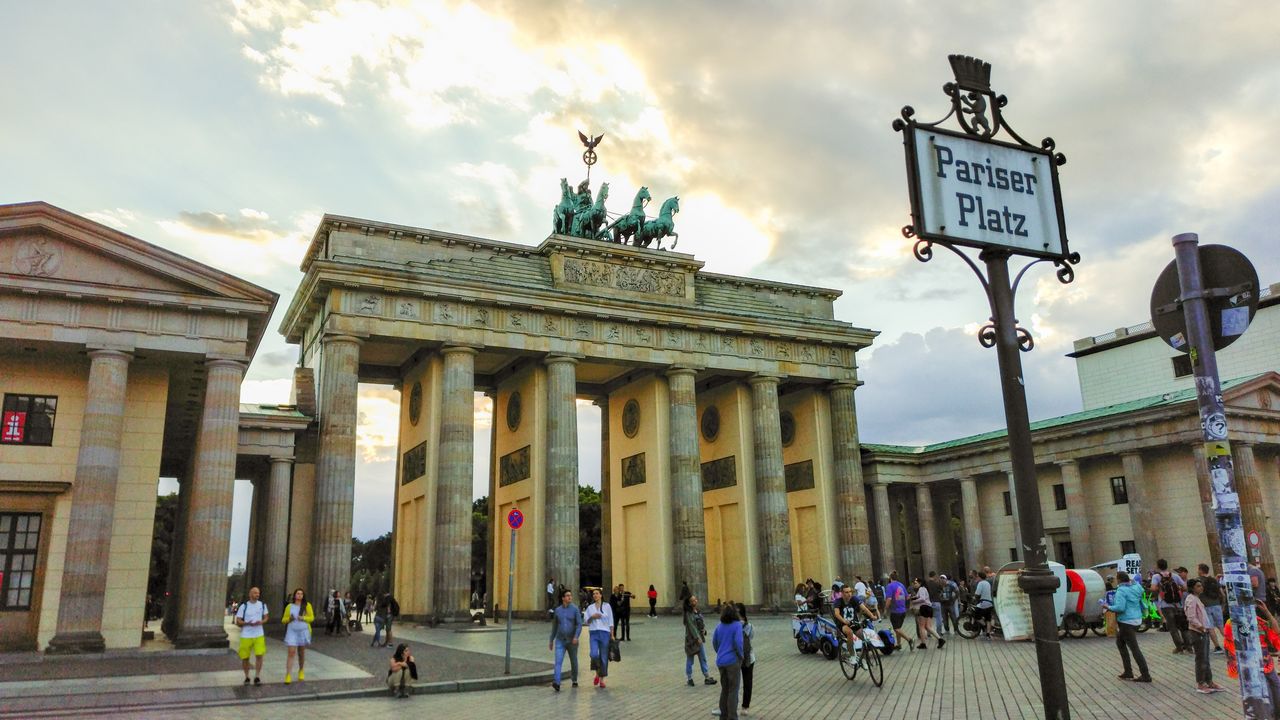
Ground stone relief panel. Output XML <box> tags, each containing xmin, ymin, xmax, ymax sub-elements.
<box><xmin>396</xmin><ymin>300</ymin><xmax>419</xmax><ymax>320</ymax></box>
<box><xmin>784</xmin><ymin>459</ymin><xmax>815</xmax><ymax>492</ymax></box>
<box><xmin>562</xmin><ymin>257</ymin><xmax>685</xmax><ymax>298</ymax></box>
<box><xmin>402</xmin><ymin>441</ymin><xmax>427</xmax><ymax>484</ymax></box>
<box><xmin>701</xmin><ymin>456</ymin><xmax>737</xmax><ymax>492</ymax></box>
<box><xmin>357</xmin><ymin>293</ymin><xmax>383</xmax><ymax>315</ymax></box>
<box><xmin>499</xmin><ymin>445</ymin><xmax>531</xmax><ymax>487</ymax></box>
<box><xmin>621</xmin><ymin>452</ymin><xmax>646</xmax><ymax>488</ymax></box>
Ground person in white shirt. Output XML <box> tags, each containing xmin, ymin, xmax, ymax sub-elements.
<box><xmin>235</xmin><ymin>586</ymin><xmax>269</xmax><ymax>685</ymax></box>
<box><xmin>583</xmin><ymin>588</ymin><xmax>617</xmax><ymax>688</ymax></box>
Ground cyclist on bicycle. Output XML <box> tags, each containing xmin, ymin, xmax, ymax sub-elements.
<box><xmin>832</xmin><ymin>583</ymin><xmax>879</xmax><ymax>649</ymax></box>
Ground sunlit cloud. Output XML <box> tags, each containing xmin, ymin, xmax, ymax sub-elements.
<box><xmin>357</xmin><ymin>385</ymin><xmax>400</xmax><ymax>462</ymax></box>
<box><xmin>156</xmin><ymin>208</ymin><xmax>319</xmax><ymax>279</ymax></box>
<box><xmin>84</xmin><ymin>208</ymin><xmax>137</xmax><ymax>230</ymax></box>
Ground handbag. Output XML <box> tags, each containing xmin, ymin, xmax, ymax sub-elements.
<box><xmin>609</xmin><ymin>637</ymin><xmax>621</xmax><ymax>662</ymax></box>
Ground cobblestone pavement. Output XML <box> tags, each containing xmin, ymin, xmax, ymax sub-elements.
<box><xmin>101</xmin><ymin>614</ymin><xmax>1244</xmax><ymax>719</ymax></box>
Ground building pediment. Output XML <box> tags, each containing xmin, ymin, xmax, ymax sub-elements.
<box><xmin>1223</xmin><ymin>372</ymin><xmax>1280</xmax><ymax>411</ymax></box>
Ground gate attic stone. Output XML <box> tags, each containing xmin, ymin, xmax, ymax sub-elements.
<box><xmin>279</xmin><ymin>220</ymin><xmax>877</xmax><ymax>617</ymax></box>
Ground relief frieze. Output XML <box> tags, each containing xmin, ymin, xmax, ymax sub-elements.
<box><xmin>562</xmin><ymin>257</ymin><xmax>685</xmax><ymax>298</ymax></box>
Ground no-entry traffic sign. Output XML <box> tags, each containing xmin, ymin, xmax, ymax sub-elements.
<box><xmin>507</xmin><ymin>508</ymin><xmax>524</xmax><ymax>530</ymax></box>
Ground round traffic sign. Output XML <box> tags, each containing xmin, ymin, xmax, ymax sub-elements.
<box><xmin>1150</xmin><ymin>244</ymin><xmax>1259</xmax><ymax>354</ymax></box>
<box><xmin>507</xmin><ymin>508</ymin><xmax>524</xmax><ymax>530</ymax></box>
<box><xmin>1249</xmin><ymin>531</ymin><xmax>1261</xmax><ymax>548</ymax></box>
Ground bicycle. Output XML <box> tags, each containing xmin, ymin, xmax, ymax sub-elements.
<box><xmin>837</xmin><ymin>619</ymin><xmax>884</xmax><ymax>688</ymax></box>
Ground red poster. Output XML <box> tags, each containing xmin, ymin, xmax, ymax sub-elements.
<box><xmin>1</xmin><ymin>411</ymin><xmax>25</xmax><ymax>442</ymax></box>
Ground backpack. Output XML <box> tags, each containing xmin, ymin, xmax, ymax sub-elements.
<box><xmin>1159</xmin><ymin>573</ymin><xmax>1183</xmax><ymax>605</ymax></box>
<box><xmin>941</xmin><ymin>582</ymin><xmax>957</xmax><ymax>603</ymax></box>
<box><xmin>390</xmin><ymin>598</ymin><xmax>401</xmax><ymax>618</ymax></box>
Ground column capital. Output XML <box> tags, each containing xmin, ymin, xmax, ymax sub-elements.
<box><xmin>592</xmin><ymin>397</ymin><xmax>609</xmax><ymax>409</ymax></box>
<box><xmin>828</xmin><ymin>379</ymin><xmax>864</xmax><ymax>391</ymax></box>
<box><xmin>86</xmin><ymin>348</ymin><xmax>133</xmax><ymax>363</ymax></box>
<box><xmin>664</xmin><ymin>365</ymin><xmax>700</xmax><ymax>379</ymax></box>
<box><xmin>1119</xmin><ymin>450</ymin><xmax>1143</xmax><ymax>460</ymax></box>
<box><xmin>440</xmin><ymin>344</ymin><xmax>479</xmax><ymax>357</ymax></box>
<box><xmin>544</xmin><ymin>354</ymin><xmax>581</xmax><ymax>366</ymax></box>
<box><xmin>1234</xmin><ymin>440</ymin><xmax>1254</xmax><ymax>450</ymax></box>
<box><xmin>268</xmin><ymin>456</ymin><xmax>295</xmax><ymax>466</ymax></box>
<box><xmin>322</xmin><ymin>334</ymin><xmax>364</xmax><ymax>348</ymax></box>
<box><xmin>205</xmin><ymin>358</ymin><xmax>247</xmax><ymax>372</ymax></box>
<box><xmin>747</xmin><ymin>373</ymin><xmax>782</xmax><ymax>387</ymax></box>
<box><xmin>1055</xmin><ymin>458</ymin><xmax>1079</xmax><ymax>467</ymax></box>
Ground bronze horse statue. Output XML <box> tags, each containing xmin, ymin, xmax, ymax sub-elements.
<box><xmin>606</xmin><ymin>186</ymin><xmax>650</xmax><ymax>244</ymax></box>
<box><xmin>635</xmin><ymin>196</ymin><xmax>679</xmax><ymax>250</ymax></box>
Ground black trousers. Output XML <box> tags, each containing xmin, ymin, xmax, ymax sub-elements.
<box><xmin>649</xmin><ymin>598</ymin><xmax>657</xmax><ymax>616</ymax></box>
<box><xmin>741</xmin><ymin>663</ymin><xmax>754</xmax><ymax>709</ymax></box>
<box><xmin>1116</xmin><ymin>623</ymin><xmax>1149</xmax><ymax>678</ymax></box>
<box><xmin>617</xmin><ymin>613</ymin><xmax>631</xmax><ymax>640</ymax></box>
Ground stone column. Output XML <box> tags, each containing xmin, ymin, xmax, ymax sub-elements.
<box><xmin>872</xmin><ymin>482</ymin><xmax>895</xmax><ymax>578</ymax></box>
<box><xmin>596</xmin><ymin>397</ymin><xmax>612</xmax><ymax>596</ymax></box>
<box><xmin>749</xmin><ymin>375</ymin><xmax>794</xmax><ymax>610</ymax></box>
<box><xmin>828</xmin><ymin>381</ymin><xmax>872</xmax><ymax>580</ymax></box>
<box><xmin>916</xmin><ymin>484</ymin><xmax>938</xmax><ymax>574</ymax></box>
<box><xmin>545</xmin><ymin>356</ymin><xmax>580</xmax><ymax>597</ymax></box>
<box><xmin>1003</xmin><ymin>470</ymin><xmax>1024</xmax><ymax>560</ymax></box>
<box><xmin>667</xmin><ymin>367</ymin><xmax>708</xmax><ymax>606</ymax></box>
<box><xmin>433</xmin><ymin>346</ymin><xmax>476</xmax><ymax>620</ymax></box>
<box><xmin>485</xmin><ymin>390</ymin><xmax>498</xmax><ymax>615</ymax></box>
<box><xmin>1058</xmin><ymin>460</ymin><xmax>1093</xmax><ymax>567</ymax></box>
<box><xmin>261</xmin><ymin>457</ymin><xmax>293</xmax><ymax>608</ymax></box>
<box><xmin>311</xmin><ymin>335</ymin><xmax>361</xmax><ymax>599</ymax></box>
<box><xmin>1235</xmin><ymin>442</ymin><xmax>1276</xmax><ymax>580</ymax></box>
<box><xmin>1120</xmin><ymin>452</ymin><xmax>1160</xmax><ymax>564</ymax></box>
<box><xmin>47</xmin><ymin>349</ymin><xmax>132</xmax><ymax>654</ymax></box>
<box><xmin>1191</xmin><ymin>443</ymin><xmax>1222</xmax><ymax>566</ymax></box>
<box><xmin>173</xmin><ymin>358</ymin><xmax>245</xmax><ymax>648</ymax></box>
<box><xmin>244</xmin><ymin>479</ymin><xmax>261</xmax><ymax>588</ymax></box>
<box><xmin>959</xmin><ymin>476</ymin><xmax>983</xmax><ymax>572</ymax></box>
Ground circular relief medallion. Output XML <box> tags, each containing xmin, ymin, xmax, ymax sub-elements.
<box><xmin>408</xmin><ymin>382</ymin><xmax>422</xmax><ymax>426</ymax></box>
<box><xmin>700</xmin><ymin>405</ymin><xmax>720</xmax><ymax>442</ymax></box>
<box><xmin>622</xmin><ymin>398</ymin><xmax>641</xmax><ymax>438</ymax></box>
<box><xmin>506</xmin><ymin>391</ymin><xmax>522</xmax><ymax>432</ymax></box>
<box><xmin>779</xmin><ymin>410</ymin><xmax>796</xmax><ymax>447</ymax></box>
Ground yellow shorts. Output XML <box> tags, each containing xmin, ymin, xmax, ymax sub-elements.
<box><xmin>238</xmin><ymin>635</ymin><xmax>266</xmax><ymax>659</ymax></box>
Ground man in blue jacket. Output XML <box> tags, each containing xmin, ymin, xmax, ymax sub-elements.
<box><xmin>1104</xmin><ymin>571</ymin><xmax>1152</xmax><ymax>682</ymax></box>
<box><xmin>549</xmin><ymin>589</ymin><xmax>583</xmax><ymax>692</ymax></box>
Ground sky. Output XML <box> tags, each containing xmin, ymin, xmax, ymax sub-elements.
<box><xmin>5</xmin><ymin>2</ymin><xmax>1280</xmax><ymax>570</ymax></box>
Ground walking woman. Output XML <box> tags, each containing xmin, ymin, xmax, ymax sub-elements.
<box><xmin>282</xmin><ymin>588</ymin><xmax>314</xmax><ymax>684</ymax></box>
<box><xmin>683</xmin><ymin>595</ymin><xmax>718</xmax><ymax>687</ymax></box>
<box><xmin>711</xmin><ymin>603</ymin><xmax>743</xmax><ymax>720</ymax></box>
<box><xmin>910</xmin><ymin>578</ymin><xmax>944</xmax><ymax>650</ymax></box>
<box><xmin>648</xmin><ymin>584</ymin><xmax>658</xmax><ymax>618</ymax></box>
<box><xmin>735</xmin><ymin>602</ymin><xmax>756</xmax><ymax>714</ymax></box>
<box><xmin>584</xmin><ymin>588</ymin><xmax>616</xmax><ymax>688</ymax></box>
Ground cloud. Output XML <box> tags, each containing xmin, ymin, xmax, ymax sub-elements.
<box><xmin>156</xmin><ymin>207</ymin><xmax>319</xmax><ymax>279</ymax></box>
<box><xmin>84</xmin><ymin>208</ymin><xmax>137</xmax><ymax>230</ymax></box>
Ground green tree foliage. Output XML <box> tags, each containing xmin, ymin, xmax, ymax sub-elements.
<box><xmin>227</xmin><ymin>562</ymin><xmax>247</xmax><ymax>603</ymax></box>
<box><xmin>147</xmin><ymin>493</ymin><xmax>178</xmax><ymax>606</ymax></box>
<box><xmin>471</xmin><ymin>486</ymin><xmax>605</xmax><ymax>593</ymax></box>
<box><xmin>350</xmin><ymin>532</ymin><xmax>392</xmax><ymax>597</ymax></box>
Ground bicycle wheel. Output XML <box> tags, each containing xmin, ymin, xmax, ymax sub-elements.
<box><xmin>956</xmin><ymin>611</ymin><xmax>979</xmax><ymax>639</ymax></box>
<box><xmin>839</xmin><ymin>639</ymin><xmax>860</xmax><ymax>680</ymax></box>
<box><xmin>862</xmin><ymin>645</ymin><xmax>884</xmax><ymax>687</ymax></box>
<box><xmin>1090</xmin><ymin>622</ymin><xmax>1107</xmax><ymax>637</ymax></box>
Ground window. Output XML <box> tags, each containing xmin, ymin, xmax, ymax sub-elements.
<box><xmin>0</xmin><ymin>513</ymin><xmax>42</xmax><ymax>610</ymax></box>
<box><xmin>1053</xmin><ymin>483</ymin><xmax>1067</xmax><ymax>511</ymax></box>
<box><xmin>1120</xmin><ymin>540</ymin><xmax>1136</xmax><ymax>555</ymax></box>
<box><xmin>1110</xmin><ymin>476</ymin><xmax>1129</xmax><ymax>505</ymax></box>
<box><xmin>1009</xmin><ymin>547</ymin><xmax>1019</xmax><ymax>562</ymax></box>
<box><xmin>1003</xmin><ymin>491</ymin><xmax>1012</xmax><ymax>516</ymax></box>
<box><xmin>1171</xmin><ymin>354</ymin><xmax>1193</xmax><ymax>378</ymax></box>
<box><xmin>1</xmin><ymin>395</ymin><xmax>58</xmax><ymax>446</ymax></box>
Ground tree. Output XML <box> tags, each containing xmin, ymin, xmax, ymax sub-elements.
<box><xmin>579</xmin><ymin>485</ymin><xmax>602</xmax><ymax>587</ymax></box>
<box><xmin>227</xmin><ymin>562</ymin><xmax>246</xmax><ymax>603</ymax></box>
<box><xmin>472</xmin><ymin>496</ymin><xmax>489</xmax><ymax>600</ymax></box>
<box><xmin>350</xmin><ymin>532</ymin><xmax>392</xmax><ymax>597</ymax></box>
<box><xmin>147</xmin><ymin>493</ymin><xmax>178</xmax><ymax>602</ymax></box>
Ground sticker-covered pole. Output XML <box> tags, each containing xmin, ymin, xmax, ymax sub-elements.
<box><xmin>1173</xmin><ymin>232</ymin><xmax>1271</xmax><ymax>719</ymax></box>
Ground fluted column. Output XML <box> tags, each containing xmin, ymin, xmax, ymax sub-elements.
<box><xmin>872</xmin><ymin>481</ymin><xmax>895</xmax><ymax>578</ymax></box>
<box><xmin>828</xmin><ymin>381</ymin><xmax>872</xmax><ymax>580</ymax></box>
<box><xmin>749</xmin><ymin>375</ymin><xmax>793</xmax><ymax>610</ymax></box>
<box><xmin>173</xmin><ymin>358</ymin><xmax>245</xmax><ymax>648</ymax></box>
<box><xmin>959</xmin><ymin>476</ymin><xmax>983</xmax><ymax>572</ymax></box>
<box><xmin>667</xmin><ymin>367</ymin><xmax>708</xmax><ymax>606</ymax></box>
<box><xmin>596</xmin><ymin>397</ymin><xmax>612</xmax><ymax>595</ymax></box>
<box><xmin>244</xmin><ymin>479</ymin><xmax>261</xmax><ymax>588</ymax></box>
<box><xmin>433</xmin><ymin>346</ymin><xmax>476</xmax><ymax>619</ymax></box>
<box><xmin>1057</xmin><ymin>460</ymin><xmax>1092</xmax><ymax>567</ymax></box>
<box><xmin>545</xmin><ymin>356</ymin><xmax>580</xmax><ymax>597</ymax></box>
<box><xmin>1235</xmin><ymin>442</ymin><xmax>1276</xmax><ymax>581</ymax></box>
<box><xmin>1191</xmin><ymin>443</ymin><xmax>1222</xmax><ymax>565</ymax></box>
<box><xmin>1006</xmin><ymin>470</ymin><xmax>1023</xmax><ymax>559</ymax></box>
<box><xmin>47</xmin><ymin>349</ymin><xmax>132</xmax><ymax>654</ymax></box>
<box><xmin>485</xmin><ymin>390</ymin><xmax>498</xmax><ymax>614</ymax></box>
<box><xmin>1120</xmin><ymin>452</ymin><xmax>1159</xmax><ymax>564</ymax></box>
<box><xmin>261</xmin><ymin>457</ymin><xmax>293</xmax><ymax>608</ymax></box>
<box><xmin>311</xmin><ymin>334</ymin><xmax>362</xmax><ymax>599</ymax></box>
<box><xmin>916</xmin><ymin>484</ymin><xmax>938</xmax><ymax>574</ymax></box>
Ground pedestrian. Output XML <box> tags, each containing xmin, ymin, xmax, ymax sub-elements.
<box><xmin>372</xmin><ymin>592</ymin><xmax>395</xmax><ymax>647</ymax></box>
<box><xmin>884</xmin><ymin>571</ymin><xmax>913</xmax><ymax>648</ymax></box>
<box><xmin>1149</xmin><ymin>559</ymin><xmax>1189</xmax><ymax>653</ymax></box>
<box><xmin>610</xmin><ymin>585</ymin><xmax>624</xmax><ymax>635</ymax></box>
<box><xmin>1197</xmin><ymin>563</ymin><xmax>1226</xmax><ymax>653</ymax></box>
<box><xmin>1104</xmin><ymin>571</ymin><xmax>1152</xmax><ymax>683</ymax></box>
<box><xmin>547</xmin><ymin>577</ymin><xmax>556</xmax><ymax>613</ymax></box>
<box><xmin>387</xmin><ymin>643</ymin><xmax>415</xmax><ymax>698</ymax></box>
<box><xmin>235</xmin><ymin>586</ymin><xmax>268</xmax><ymax>686</ymax></box>
<box><xmin>323</xmin><ymin>590</ymin><xmax>335</xmax><ymax>635</ymax></box>
<box><xmin>940</xmin><ymin>574</ymin><xmax>959</xmax><ymax>635</ymax></box>
<box><xmin>617</xmin><ymin>583</ymin><xmax>633</xmax><ymax>641</ymax></box>
<box><xmin>282</xmin><ymin>587</ymin><xmax>314</xmax><ymax>684</ymax></box>
<box><xmin>683</xmin><ymin>595</ymin><xmax>718</xmax><ymax>687</ymax></box>
<box><xmin>679</xmin><ymin>580</ymin><xmax>692</xmax><ymax>605</ymax></box>
<box><xmin>1225</xmin><ymin>601</ymin><xmax>1280</xmax><ymax>706</ymax></box>
<box><xmin>735</xmin><ymin>602</ymin><xmax>755</xmax><ymax>714</ymax></box>
<box><xmin>1268</xmin><ymin>578</ymin><xmax>1280</xmax><ymax>618</ymax></box>
<box><xmin>584</xmin><ymin>587</ymin><xmax>615</xmax><ymax>688</ymax></box>
<box><xmin>926</xmin><ymin>571</ymin><xmax>945</xmax><ymax>634</ymax></box>
<box><xmin>1183</xmin><ymin>578</ymin><xmax>1224</xmax><ymax>694</ymax></box>
<box><xmin>911</xmin><ymin>578</ymin><xmax>944</xmax><ymax>649</ymax></box>
<box><xmin>343</xmin><ymin>591</ymin><xmax>356</xmax><ymax>633</ymax></box>
<box><xmin>973</xmin><ymin>570</ymin><xmax>995</xmax><ymax>638</ymax></box>
<box><xmin>648</xmin><ymin>584</ymin><xmax>658</xmax><ymax>618</ymax></box>
<box><xmin>549</xmin><ymin>588</ymin><xmax>582</xmax><ymax>692</ymax></box>
<box><xmin>710</xmin><ymin>603</ymin><xmax>743</xmax><ymax>719</ymax></box>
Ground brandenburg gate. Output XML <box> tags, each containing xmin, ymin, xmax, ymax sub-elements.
<box><xmin>280</xmin><ymin>215</ymin><xmax>877</xmax><ymax>618</ymax></box>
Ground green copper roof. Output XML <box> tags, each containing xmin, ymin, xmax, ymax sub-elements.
<box><xmin>862</xmin><ymin>374</ymin><xmax>1260</xmax><ymax>456</ymax></box>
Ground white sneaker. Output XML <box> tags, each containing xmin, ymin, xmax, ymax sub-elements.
<box><xmin>711</xmin><ymin>711</ymin><xmax>721</xmax><ymax>717</ymax></box>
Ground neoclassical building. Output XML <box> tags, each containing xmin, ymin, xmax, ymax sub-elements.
<box><xmin>0</xmin><ymin>203</ymin><xmax>309</xmax><ymax>652</ymax></box>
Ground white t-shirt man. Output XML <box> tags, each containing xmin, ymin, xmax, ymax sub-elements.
<box><xmin>237</xmin><ymin>600</ymin><xmax>268</xmax><ymax>639</ymax></box>
<box><xmin>854</xmin><ymin>581</ymin><xmax>869</xmax><ymax>600</ymax></box>
<box><xmin>975</xmin><ymin>579</ymin><xmax>994</xmax><ymax>609</ymax></box>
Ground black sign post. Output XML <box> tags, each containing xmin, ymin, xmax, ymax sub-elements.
<box><xmin>895</xmin><ymin>55</ymin><xmax>1080</xmax><ymax>720</ymax></box>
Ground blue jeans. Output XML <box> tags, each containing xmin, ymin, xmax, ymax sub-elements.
<box><xmin>686</xmin><ymin>644</ymin><xmax>709</xmax><ymax>679</ymax></box>
<box><xmin>589</xmin><ymin>629</ymin><xmax>611</xmax><ymax>677</ymax></box>
<box><xmin>372</xmin><ymin>615</ymin><xmax>386</xmax><ymax>645</ymax></box>
<box><xmin>553</xmin><ymin>637</ymin><xmax>579</xmax><ymax>684</ymax></box>
<box><xmin>1205</xmin><ymin>604</ymin><xmax>1224</xmax><ymax>630</ymax></box>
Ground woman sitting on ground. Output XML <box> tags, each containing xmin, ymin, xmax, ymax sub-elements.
<box><xmin>388</xmin><ymin>643</ymin><xmax>415</xmax><ymax>698</ymax></box>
